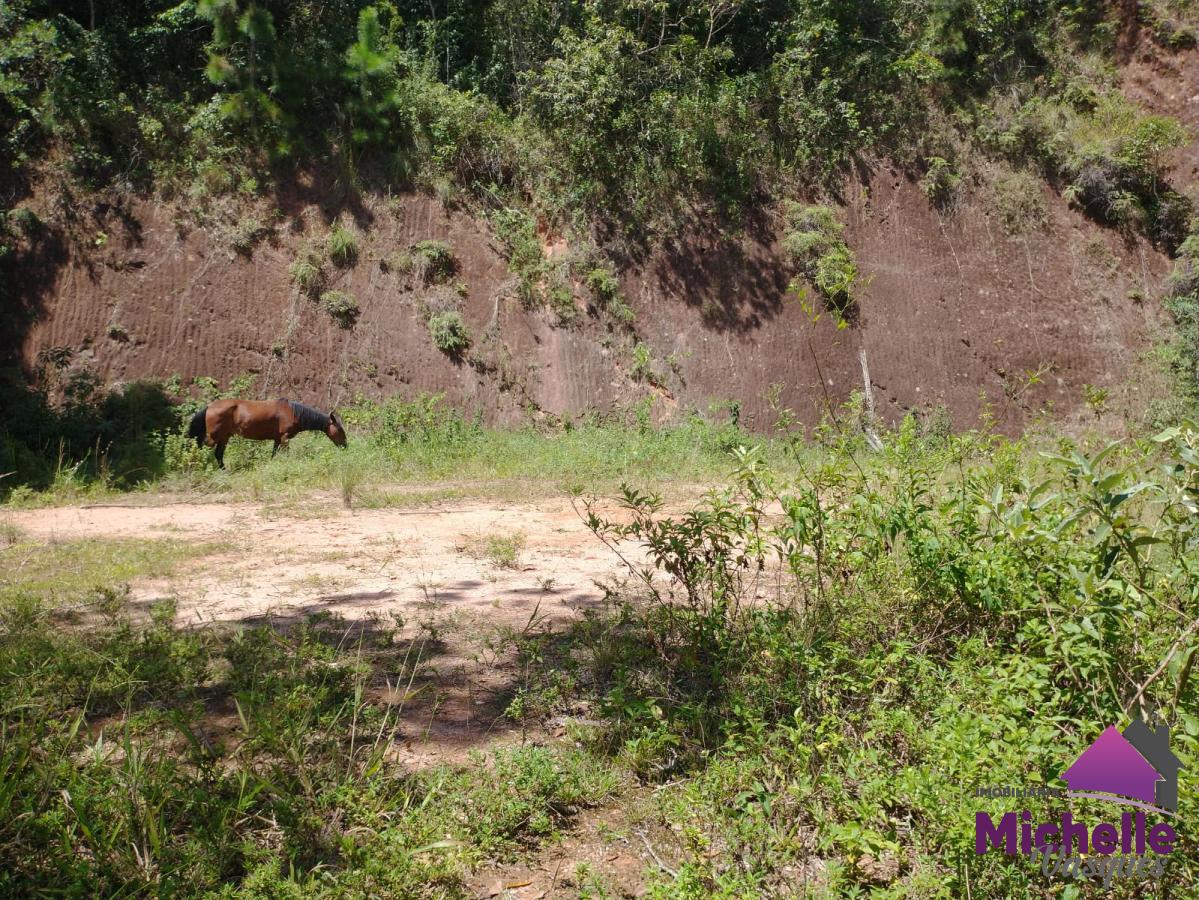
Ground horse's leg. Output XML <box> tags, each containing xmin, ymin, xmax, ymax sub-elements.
<box><xmin>272</xmin><ymin>439</ymin><xmax>281</xmax><ymax>457</ymax></box>
<box><xmin>215</xmin><ymin>441</ymin><xmax>227</xmax><ymax>469</ymax></box>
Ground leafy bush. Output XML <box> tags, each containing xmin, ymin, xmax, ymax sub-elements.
<box><xmin>319</xmin><ymin>289</ymin><xmax>359</xmax><ymax>327</ymax></box>
<box><xmin>489</xmin><ymin>207</ymin><xmax>547</xmax><ymax>307</ymax></box>
<box><xmin>1162</xmin><ymin>225</ymin><xmax>1199</xmax><ymax>406</ymax></box>
<box><xmin>585</xmin><ymin>264</ymin><xmax>634</xmax><ymax>325</ymax></box>
<box><xmin>288</xmin><ymin>250</ymin><xmax>325</xmax><ymax>297</ymax></box>
<box><xmin>919</xmin><ymin>156</ymin><xmax>962</xmax><ymax>211</ymax></box>
<box><xmin>567</xmin><ymin>421</ymin><xmax>1199</xmax><ymax>891</ymax></box>
<box><xmin>781</xmin><ymin>202</ymin><xmax>859</xmax><ymax>317</ymax></box>
<box><xmin>0</xmin><ymin>0</ymin><xmax>1182</xmax><ymax>253</ymax></box>
<box><xmin>1067</xmin><ymin>106</ymin><xmax>1188</xmax><ymax>247</ymax></box>
<box><xmin>427</xmin><ymin>310</ymin><xmax>470</xmax><ymax>356</ymax></box>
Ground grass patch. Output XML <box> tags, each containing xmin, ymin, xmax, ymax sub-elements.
<box><xmin>0</xmin><ymin>537</ymin><xmax>222</xmax><ymax>603</ymax></box>
<box><xmin>990</xmin><ymin>168</ymin><xmax>1049</xmax><ymax>235</ymax></box>
<box><xmin>3</xmin><ymin>392</ymin><xmax>773</xmax><ymax>507</ymax></box>
<box><xmin>326</xmin><ymin>222</ymin><xmax>359</xmax><ymax>267</ymax></box>
<box><xmin>0</xmin><ymin>594</ymin><xmax>620</xmax><ymax>895</ymax></box>
<box><xmin>459</xmin><ymin>531</ymin><xmax>526</xmax><ymax>569</ymax></box>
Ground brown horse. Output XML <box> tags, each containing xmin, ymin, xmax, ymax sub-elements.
<box><xmin>188</xmin><ymin>399</ymin><xmax>347</xmax><ymax>468</ymax></box>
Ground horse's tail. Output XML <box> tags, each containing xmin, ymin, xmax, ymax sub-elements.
<box><xmin>187</xmin><ymin>406</ymin><xmax>208</xmax><ymax>447</ymax></box>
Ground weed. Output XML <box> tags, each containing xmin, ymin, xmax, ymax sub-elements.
<box><xmin>460</xmin><ymin>531</ymin><xmax>526</xmax><ymax>568</ymax></box>
<box><xmin>630</xmin><ymin>343</ymin><xmax>661</xmax><ymax>386</ymax></box>
<box><xmin>920</xmin><ymin>156</ymin><xmax>962</xmax><ymax>211</ymax></box>
<box><xmin>411</xmin><ymin>239</ymin><xmax>456</xmax><ymax>284</ymax></box>
<box><xmin>0</xmin><ymin>519</ymin><xmax>23</xmax><ymax>547</ymax></box>
<box><xmin>289</xmin><ymin>250</ymin><xmax>326</xmax><ymax>297</ymax></box>
<box><xmin>228</xmin><ymin>216</ymin><xmax>272</xmax><ymax>256</ymax></box>
<box><xmin>326</xmin><ymin>222</ymin><xmax>359</xmax><ymax>267</ymax></box>
<box><xmin>1082</xmin><ymin>382</ymin><xmax>1110</xmax><ymax>418</ymax></box>
<box><xmin>337</xmin><ymin>459</ymin><xmax>362</xmax><ymax>509</ymax></box>
<box><xmin>320</xmin><ymin>290</ymin><xmax>360</xmax><ymax>327</ymax></box>
<box><xmin>427</xmin><ymin>310</ymin><xmax>470</xmax><ymax>356</ymax></box>
<box><xmin>781</xmin><ymin>202</ymin><xmax>858</xmax><ymax>319</ymax></box>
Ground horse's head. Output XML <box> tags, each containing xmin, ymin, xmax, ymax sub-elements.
<box><xmin>327</xmin><ymin>411</ymin><xmax>348</xmax><ymax>448</ymax></box>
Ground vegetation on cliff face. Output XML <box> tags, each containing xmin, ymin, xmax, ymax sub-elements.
<box><xmin>0</xmin><ymin>2</ymin><xmax>1190</xmax><ymax>237</ymax></box>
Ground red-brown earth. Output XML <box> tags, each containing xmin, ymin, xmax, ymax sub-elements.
<box><xmin>5</xmin><ymin>38</ymin><xmax>1196</xmax><ymax>434</ymax></box>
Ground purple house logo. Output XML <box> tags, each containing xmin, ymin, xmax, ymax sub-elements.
<box><xmin>1061</xmin><ymin>716</ymin><xmax>1182</xmax><ymax>815</ymax></box>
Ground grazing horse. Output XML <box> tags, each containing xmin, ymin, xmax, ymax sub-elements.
<box><xmin>188</xmin><ymin>399</ymin><xmax>347</xmax><ymax>468</ymax></box>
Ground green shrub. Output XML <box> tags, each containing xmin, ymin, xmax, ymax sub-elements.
<box><xmin>288</xmin><ymin>251</ymin><xmax>326</xmax><ymax>297</ymax></box>
<box><xmin>629</xmin><ymin>342</ymin><xmax>661</xmax><ymax>386</ymax></box>
<box><xmin>411</xmin><ymin>239</ymin><xmax>456</xmax><ymax>284</ymax></box>
<box><xmin>228</xmin><ymin>217</ymin><xmax>271</xmax><ymax>256</ymax></box>
<box><xmin>1162</xmin><ymin>226</ymin><xmax>1199</xmax><ymax>404</ymax></box>
<box><xmin>489</xmin><ymin>207</ymin><xmax>546</xmax><ymax>307</ymax></box>
<box><xmin>919</xmin><ymin>156</ymin><xmax>961</xmax><ymax>210</ymax></box>
<box><xmin>991</xmin><ymin>169</ymin><xmax>1048</xmax><ymax>235</ymax></box>
<box><xmin>427</xmin><ymin>310</ymin><xmax>470</xmax><ymax>355</ymax></box>
<box><xmin>585</xmin><ymin>265</ymin><xmax>634</xmax><ymax>325</ymax></box>
<box><xmin>319</xmin><ymin>290</ymin><xmax>359</xmax><ymax>327</ymax></box>
<box><xmin>1064</xmin><ymin>111</ymin><xmax>1191</xmax><ymax>248</ymax></box>
<box><xmin>782</xmin><ymin>202</ymin><xmax>859</xmax><ymax>317</ymax></box>
<box><xmin>326</xmin><ymin>223</ymin><xmax>359</xmax><ymax>267</ymax></box>
<box><xmin>7</xmin><ymin>207</ymin><xmax>42</xmax><ymax>238</ymax></box>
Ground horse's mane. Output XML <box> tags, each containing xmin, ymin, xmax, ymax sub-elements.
<box><xmin>286</xmin><ymin>400</ymin><xmax>330</xmax><ymax>432</ymax></box>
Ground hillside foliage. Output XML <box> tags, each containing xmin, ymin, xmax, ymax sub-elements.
<box><xmin>2</xmin><ymin>1</ymin><xmax>1186</xmax><ymax>232</ymax></box>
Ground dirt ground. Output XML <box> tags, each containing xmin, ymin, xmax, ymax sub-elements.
<box><xmin>7</xmin><ymin>495</ymin><xmax>672</xmax><ymax>897</ymax></box>
<box><xmin>8</xmin><ymin>496</ymin><xmax>630</xmax><ymax>628</ymax></box>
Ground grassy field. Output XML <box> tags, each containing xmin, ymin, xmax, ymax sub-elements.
<box><xmin>2</xmin><ymin>393</ymin><xmax>817</xmax><ymax>509</ymax></box>
<box><xmin>1</xmin><ymin>410</ymin><xmax>1196</xmax><ymax>896</ymax></box>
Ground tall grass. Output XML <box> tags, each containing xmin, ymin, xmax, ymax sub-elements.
<box><xmin>4</xmin><ymin>392</ymin><xmax>811</xmax><ymax>507</ymax></box>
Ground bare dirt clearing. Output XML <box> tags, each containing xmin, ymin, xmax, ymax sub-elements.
<box><xmin>7</xmin><ymin>495</ymin><xmax>635</xmax><ymax>627</ymax></box>
<box><xmin>6</xmin><ymin>494</ymin><xmax>643</xmax><ymax>767</ymax></box>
